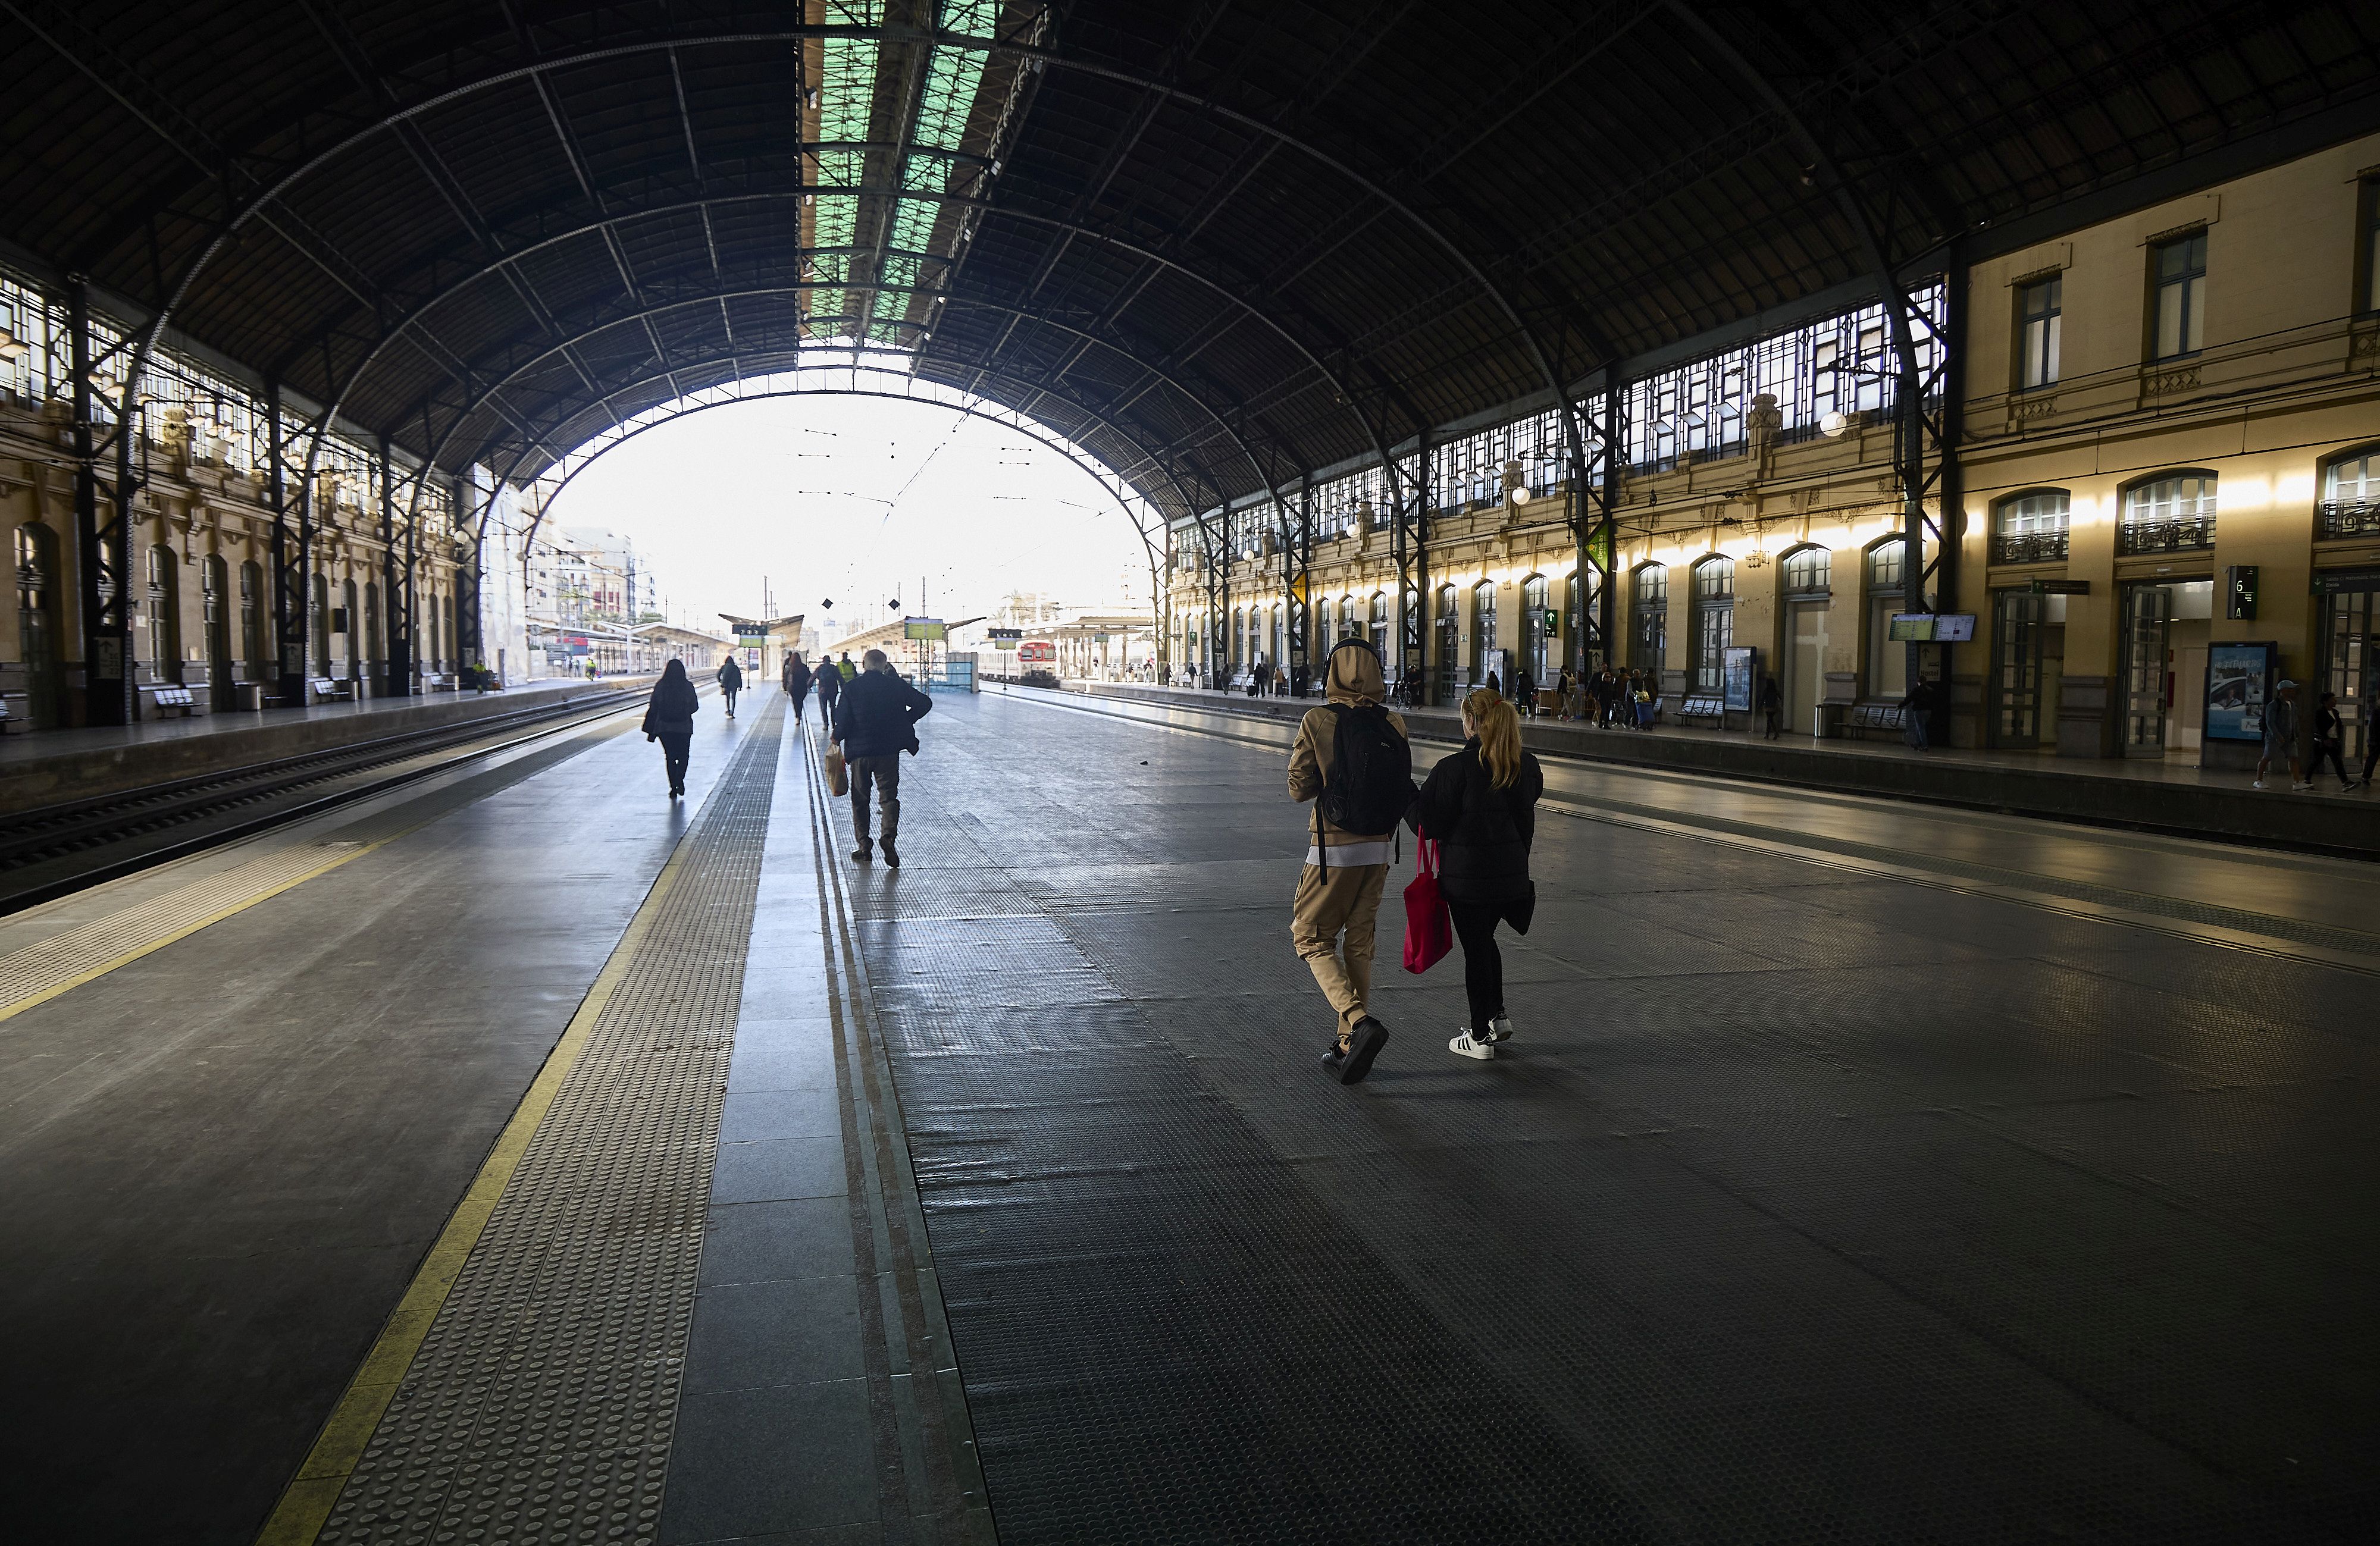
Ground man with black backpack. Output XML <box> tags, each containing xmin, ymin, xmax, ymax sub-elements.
<box><xmin>1287</xmin><ymin>637</ymin><xmax>1415</xmax><ymax>1086</ymax></box>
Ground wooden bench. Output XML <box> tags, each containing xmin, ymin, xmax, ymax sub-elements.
<box><xmin>1677</xmin><ymin>694</ymin><xmax>1725</xmax><ymax>725</ymax></box>
<box><xmin>311</xmin><ymin>676</ymin><xmax>356</xmax><ymax>704</ymax></box>
<box><xmin>1842</xmin><ymin>703</ymin><xmax>1908</xmax><ymax>739</ymax></box>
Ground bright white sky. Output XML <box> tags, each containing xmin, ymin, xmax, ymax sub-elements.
<box><xmin>545</xmin><ymin>392</ymin><xmax>1153</xmax><ymax>635</ymax></box>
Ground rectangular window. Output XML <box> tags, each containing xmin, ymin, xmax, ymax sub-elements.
<box><xmin>2153</xmin><ymin>231</ymin><xmax>2207</xmax><ymax>360</ymax></box>
<box><xmin>2362</xmin><ymin>178</ymin><xmax>2380</xmax><ymax>315</ymax></box>
<box><xmin>2018</xmin><ymin>275</ymin><xmax>2062</xmax><ymax>388</ymax></box>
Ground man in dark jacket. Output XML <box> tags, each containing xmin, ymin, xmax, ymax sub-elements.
<box><xmin>832</xmin><ymin>648</ymin><xmax>934</xmax><ymax>866</ymax></box>
<box><xmin>815</xmin><ymin>655</ymin><xmax>844</xmax><ymax>726</ymax></box>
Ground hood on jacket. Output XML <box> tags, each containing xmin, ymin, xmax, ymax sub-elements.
<box><xmin>1323</xmin><ymin>639</ymin><xmax>1384</xmax><ymax>705</ymax></box>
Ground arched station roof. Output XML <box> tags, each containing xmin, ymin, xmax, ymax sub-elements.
<box><xmin>6</xmin><ymin>1</ymin><xmax>2376</xmax><ymax>522</ymax></box>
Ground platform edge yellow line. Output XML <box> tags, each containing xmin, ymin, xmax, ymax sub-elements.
<box><xmin>250</xmin><ymin>836</ymin><xmax>696</xmax><ymax>1546</ymax></box>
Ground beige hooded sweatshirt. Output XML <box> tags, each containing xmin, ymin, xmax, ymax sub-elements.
<box><xmin>1287</xmin><ymin>644</ymin><xmax>1409</xmax><ymax>864</ymax></box>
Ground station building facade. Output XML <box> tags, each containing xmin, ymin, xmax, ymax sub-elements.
<box><xmin>1</xmin><ymin>272</ymin><xmax>474</xmax><ymax>730</ymax></box>
<box><xmin>1168</xmin><ymin>131</ymin><xmax>2380</xmax><ymax>763</ymax></box>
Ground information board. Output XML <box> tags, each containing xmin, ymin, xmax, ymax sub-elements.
<box><xmin>2204</xmin><ymin>642</ymin><xmax>2276</xmax><ymax>742</ymax></box>
<box><xmin>1722</xmin><ymin>645</ymin><xmax>1758</xmax><ymax>712</ymax></box>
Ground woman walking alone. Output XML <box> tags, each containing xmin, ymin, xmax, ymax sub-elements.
<box><xmin>784</xmin><ymin>651</ymin><xmax>813</xmax><ymax>725</ymax></box>
<box><xmin>1408</xmin><ymin>689</ymin><xmax>1543</xmax><ymax>1060</ymax></box>
<box><xmin>643</xmin><ymin>658</ymin><xmax>702</xmax><ymax>799</ymax></box>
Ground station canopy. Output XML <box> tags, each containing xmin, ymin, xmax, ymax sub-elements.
<box><xmin>8</xmin><ymin>1</ymin><xmax>2376</xmax><ymax>521</ymax></box>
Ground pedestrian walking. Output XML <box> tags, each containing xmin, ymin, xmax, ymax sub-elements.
<box><xmin>1289</xmin><ymin>638</ymin><xmax>1414</xmax><ymax>1086</ymax></box>
<box><xmin>641</xmin><ymin>658</ymin><xmax>701</xmax><ymax>799</ymax></box>
<box><xmin>1485</xmin><ymin>667</ymin><xmax>1502</xmax><ymax>698</ymax></box>
<box><xmin>1409</xmin><ymin>689</ymin><xmax>1543</xmax><ymax>1061</ymax></box>
<box><xmin>2255</xmin><ymin>679</ymin><xmax>2306</xmax><ymax>790</ymax></box>
<box><xmin>716</xmin><ymin>653</ymin><xmax>744</xmax><ymax>718</ymax></box>
<box><xmin>1512</xmin><ymin>664</ymin><xmax>1536</xmax><ymax>719</ymax></box>
<box><xmin>832</xmin><ymin>648</ymin><xmax>934</xmax><ymax>866</ymax></box>
<box><xmin>1900</xmin><ymin>676</ymin><xmax>1932</xmax><ymax>750</ymax></box>
<box><xmin>816</xmin><ymin>654</ymin><xmax>844</xmax><ymax>725</ymax></box>
<box><xmin>784</xmin><ymin>651</ymin><xmax>813</xmax><ymax>725</ymax></box>
<box><xmin>2313</xmin><ymin>689</ymin><xmax>2358</xmax><ymax>789</ymax></box>
<box><xmin>1759</xmin><ymin>674</ymin><xmax>1783</xmax><ymax>739</ymax></box>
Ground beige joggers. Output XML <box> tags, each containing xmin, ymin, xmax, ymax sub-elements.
<box><xmin>1290</xmin><ymin>860</ymin><xmax>1388</xmax><ymax>1036</ymax></box>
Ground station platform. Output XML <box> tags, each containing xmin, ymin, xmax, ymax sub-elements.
<box><xmin>0</xmin><ymin>676</ymin><xmax>656</xmax><ymax>814</ymax></box>
<box><xmin>1075</xmin><ymin>679</ymin><xmax>2380</xmax><ymax>857</ymax></box>
<box><xmin>4</xmin><ymin>682</ymin><xmax>2376</xmax><ymax>1543</ymax></box>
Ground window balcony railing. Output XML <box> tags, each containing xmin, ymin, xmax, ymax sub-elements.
<box><xmin>2318</xmin><ymin>500</ymin><xmax>2380</xmax><ymax>540</ymax></box>
<box><xmin>1991</xmin><ymin>529</ymin><xmax>2069</xmax><ymax>565</ymax></box>
<box><xmin>2116</xmin><ymin>516</ymin><xmax>2215</xmax><ymax>555</ymax></box>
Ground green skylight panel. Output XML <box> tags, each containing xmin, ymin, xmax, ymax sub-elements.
<box><xmin>810</xmin><ymin>1</ymin><xmax>882</xmax><ymax>340</ymax></box>
<box><xmin>870</xmin><ymin>1</ymin><xmax>997</xmax><ymax>338</ymax></box>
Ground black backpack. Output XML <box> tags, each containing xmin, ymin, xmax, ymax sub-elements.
<box><xmin>1319</xmin><ymin>701</ymin><xmax>1414</xmax><ymax>840</ymax></box>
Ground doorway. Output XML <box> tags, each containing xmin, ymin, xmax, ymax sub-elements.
<box><xmin>2123</xmin><ymin>578</ymin><xmax>2214</xmax><ymax>757</ymax></box>
<box><xmin>1786</xmin><ymin>601</ymin><xmax>1830</xmax><ymax>733</ymax></box>
<box><xmin>2322</xmin><ymin>584</ymin><xmax>2379</xmax><ymax>766</ymax></box>
<box><xmin>1993</xmin><ymin>589</ymin><xmax>2047</xmax><ymax>747</ymax></box>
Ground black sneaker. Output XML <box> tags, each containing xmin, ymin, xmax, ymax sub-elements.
<box><xmin>850</xmin><ymin>846</ymin><xmax>873</xmax><ymax>864</ymax></box>
<box><xmin>1336</xmin><ymin>1017</ymin><xmax>1389</xmax><ymax>1085</ymax></box>
<box><xmin>1321</xmin><ymin>1036</ymin><xmax>1349</xmax><ymax>1073</ymax></box>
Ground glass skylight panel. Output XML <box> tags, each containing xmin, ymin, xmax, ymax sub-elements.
<box><xmin>808</xmin><ymin>1</ymin><xmax>883</xmax><ymax>341</ymax></box>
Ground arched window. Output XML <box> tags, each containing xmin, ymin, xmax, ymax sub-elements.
<box><xmin>1521</xmin><ymin>574</ymin><xmax>1550</xmax><ymax>686</ymax></box>
<box><xmin>1781</xmin><ymin>545</ymin><xmax>1831</xmax><ymax>595</ymax></box>
<box><xmin>1231</xmin><ymin>607</ymin><xmax>1245</xmax><ymax>669</ymax></box>
<box><xmin>149</xmin><ymin>545</ymin><xmax>183</xmax><ymax>685</ymax></box>
<box><xmin>343</xmin><ymin>578</ymin><xmax>361</xmax><ymax>678</ymax></box>
<box><xmin>1690</xmin><ymin>556</ymin><xmax>1734</xmax><ymax>691</ymax></box>
<box><xmin>15</xmin><ymin>523</ymin><xmax>61</xmax><ymax>728</ymax></box>
<box><xmin>1316</xmin><ymin>595</ymin><xmax>1333</xmax><ymax>650</ymax></box>
<box><xmin>365</xmin><ymin>581</ymin><xmax>382</xmax><ymax>664</ymax></box>
<box><xmin>1993</xmin><ymin>490</ymin><xmax>2071</xmax><ymax>563</ymax></box>
<box><xmin>1368</xmin><ymin>591</ymin><xmax>1387</xmax><ymax>642</ymax></box>
<box><xmin>1470</xmin><ymin>579</ymin><xmax>1498</xmax><ymax>686</ymax></box>
<box><xmin>1867</xmin><ymin>538</ymin><xmax>1908</xmax><ymax>700</ymax></box>
<box><xmin>1630</xmin><ymin>563</ymin><xmax>1668</xmax><ymax>672</ymax></box>
<box><xmin>2320</xmin><ymin>446</ymin><xmax>2380</xmax><ymax>539</ymax></box>
<box><xmin>1340</xmin><ymin>595</ymin><xmax>1358</xmax><ymax>642</ymax></box>
<box><xmin>1435</xmin><ymin>584</ymin><xmax>1460</xmax><ymax>701</ymax></box>
<box><xmin>2121</xmin><ymin>472</ymin><xmax>2216</xmax><ymax>554</ymax></box>
<box><xmin>240</xmin><ymin>560</ymin><xmax>265</xmax><ymax>673</ymax></box>
<box><xmin>311</xmin><ymin>572</ymin><xmax>332</xmax><ymax>676</ymax></box>
<box><xmin>203</xmin><ymin>555</ymin><xmax>230</xmax><ymax>701</ymax></box>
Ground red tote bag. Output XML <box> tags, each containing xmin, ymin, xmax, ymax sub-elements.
<box><xmin>1402</xmin><ymin>833</ymin><xmax>1453</xmax><ymax>974</ymax></box>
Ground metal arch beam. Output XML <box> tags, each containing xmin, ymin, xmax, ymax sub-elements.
<box><xmin>110</xmin><ymin>26</ymin><xmax>1530</xmax><ymax>512</ymax></box>
<box><xmin>284</xmin><ymin>187</ymin><xmax>1397</xmax><ymax>521</ymax></box>
<box><xmin>525</xmin><ymin>386</ymin><xmax>1190</xmax><ymax>551</ymax></box>
<box><xmin>1659</xmin><ymin>0</ymin><xmax>1953</xmax><ymax>692</ymax></box>
<box><xmin>494</xmin><ymin>356</ymin><xmax>1211</xmax><ymax>536</ymax></box>
<box><xmin>394</xmin><ymin>284</ymin><xmax>1309</xmax><ymax>546</ymax></box>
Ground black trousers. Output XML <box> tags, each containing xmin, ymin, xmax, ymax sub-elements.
<box><xmin>1449</xmin><ymin>901</ymin><xmax>1509</xmax><ymax>1037</ymax></box>
<box><xmin>722</xmin><ymin>686</ymin><xmax>739</xmax><ymax>715</ymax></box>
<box><xmin>2314</xmin><ymin>739</ymin><xmax>2350</xmax><ymax>782</ymax></box>
<box><xmin>656</xmin><ymin>730</ymin><xmax>691</xmax><ymax>792</ymax></box>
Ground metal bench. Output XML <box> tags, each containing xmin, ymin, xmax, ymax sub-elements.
<box><xmin>311</xmin><ymin>676</ymin><xmax>356</xmax><ymax>704</ymax></box>
<box><xmin>149</xmin><ymin>685</ymin><xmax>199</xmax><ymax>717</ymax></box>
<box><xmin>1842</xmin><ymin>703</ymin><xmax>1908</xmax><ymax>739</ymax></box>
<box><xmin>1677</xmin><ymin>694</ymin><xmax>1726</xmax><ymax>725</ymax></box>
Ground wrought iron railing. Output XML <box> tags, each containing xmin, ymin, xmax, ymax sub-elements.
<box><xmin>2116</xmin><ymin>516</ymin><xmax>2215</xmax><ymax>554</ymax></box>
<box><xmin>1991</xmin><ymin>529</ymin><xmax>2069</xmax><ymax>565</ymax></box>
<box><xmin>2318</xmin><ymin>499</ymin><xmax>2380</xmax><ymax>540</ymax></box>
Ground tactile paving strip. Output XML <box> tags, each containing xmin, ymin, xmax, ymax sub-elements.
<box><xmin>315</xmin><ymin>701</ymin><xmax>784</xmax><ymax>1546</ymax></box>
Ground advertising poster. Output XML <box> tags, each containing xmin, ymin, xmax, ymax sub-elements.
<box><xmin>2204</xmin><ymin>642</ymin><xmax>2275</xmax><ymax>742</ymax></box>
<box><xmin>1722</xmin><ymin>645</ymin><xmax>1758</xmax><ymax>712</ymax></box>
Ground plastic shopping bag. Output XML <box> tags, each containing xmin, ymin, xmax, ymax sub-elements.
<box><xmin>1401</xmin><ymin>833</ymin><xmax>1452</xmax><ymax>974</ymax></box>
<box><xmin>825</xmin><ymin>742</ymin><xmax>850</xmax><ymax>796</ymax></box>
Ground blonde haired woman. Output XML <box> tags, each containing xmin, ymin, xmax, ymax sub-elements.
<box><xmin>1407</xmin><ymin>689</ymin><xmax>1545</xmax><ymax>1059</ymax></box>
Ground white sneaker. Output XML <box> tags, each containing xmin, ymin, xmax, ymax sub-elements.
<box><xmin>2293</xmin><ymin>782</ymin><xmax>2315</xmax><ymax>792</ymax></box>
<box><xmin>1486</xmin><ymin>1014</ymin><xmax>1514</xmax><ymax>1043</ymax></box>
<box><xmin>1449</xmin><ymin>1029</ymin><xmax>1495</xmax><ymax>1060</ymax></box>
<box><xmin>2251</xmin><ymin>780</ymin><xmax>2266</xmax><ymax>789</ymax></box>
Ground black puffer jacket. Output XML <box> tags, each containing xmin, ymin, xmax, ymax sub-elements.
<box><xmin>1407</xmin><ymin>739</ymin><xmax>1542</xmax><ymax>907</ymax></box>
<box><xmin>833</xmin><ymin>667</ymin><xmax>934</xmax><ymax>758</ymax></box>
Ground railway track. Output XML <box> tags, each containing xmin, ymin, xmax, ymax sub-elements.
<box><xmin>0</xmin><ymin>688</ymin><xmax>655</xmax><ymax>915</ymax></box>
